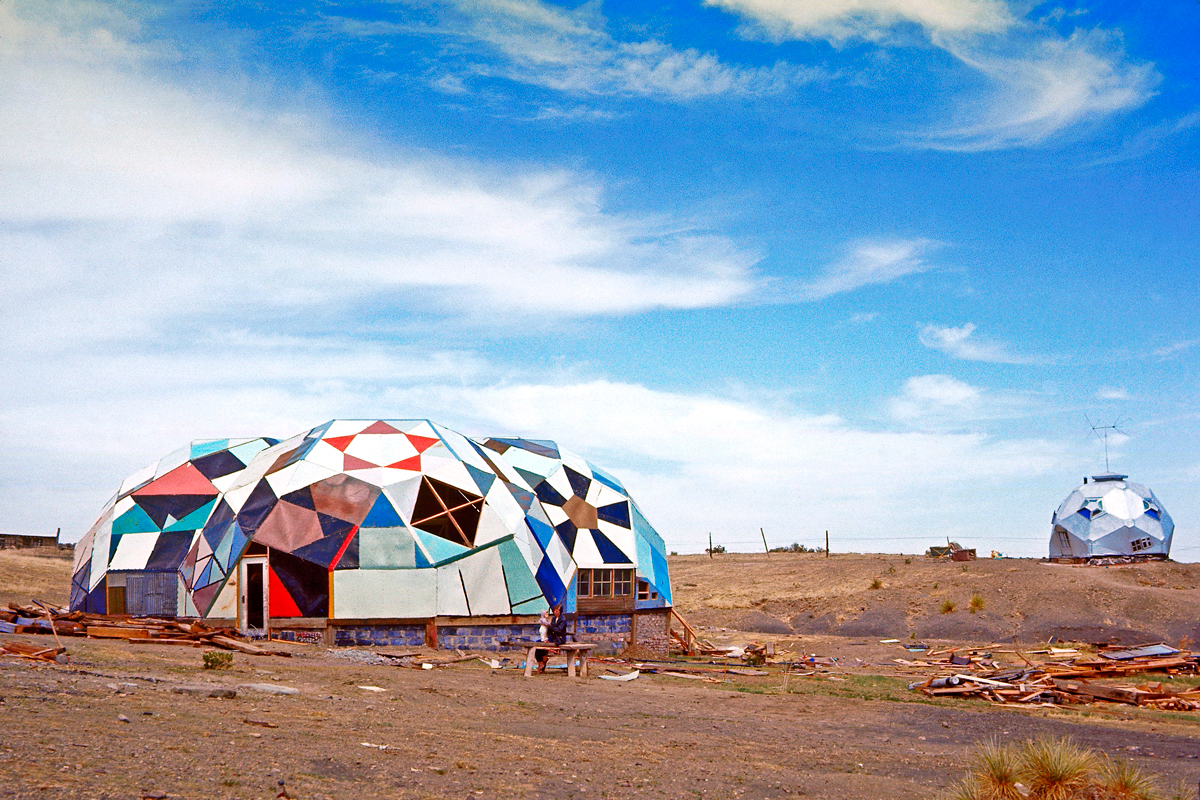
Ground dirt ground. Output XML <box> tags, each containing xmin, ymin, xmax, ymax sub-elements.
<box><xmin>671</xmin><ymin>552</ymin><xmax>1200</xmax><ymax>646</ymax></box>
<box><xmin>2</xmin><ymin>549</ymin><xmax>1199</xmax><ymax>799</ymax></box>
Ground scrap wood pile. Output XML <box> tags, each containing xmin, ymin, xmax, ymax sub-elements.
<box><xmin>909</xmin><ymin>642</ymin><xmax>1200</xmax><ymax>710</ymax></box>
<box><xmin>0</xmin><ymin>640</ymin><xmax>68</xmax><ymax>663</ymax></box>
<box><xmin>1</xmin><ymin>601</ymin><xmax>288</xmax><ymax>657</ymax></box>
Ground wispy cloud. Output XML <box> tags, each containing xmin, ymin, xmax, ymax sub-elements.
<box><xmin>328</xmin><ymin>0</ymin><xmax>826</xmax><ymax>101</ymax></box>
<box><xmin>0</xmin><ymin>0</ymin><xmax>763</xmax><ymax>357</ymax></box>
<box><xmin>707</xmin><ymin>0</ymin><xmax>1014</xmax><ymax>43</ymax></box>
<box><xmin>919</xmin><ymin>323</ymin><xmax>1040</xmax><ymax>364</ymax></box>
<box><xmin>1152</xmin><ymin>339</ymin><xmax>1199</xmax><ymax>360</ymax></box>
<box><xmin>1096</xmin><ymin>386</ymin><xmax>1130</xmax><ymax>401</ymax></box>
<box><xmin>1086</xmin><ymin>109</ymin><xmax>1200</xmax><ymax>167</ymax></box>
<box><xmin>798</xmin><ymin>239</ymin><xmax>937</xmax><ymax>300</ymax></box>
<box><xmin>708</xmin><ymin>0</ymin><xmax>1157</xmax><ymax>149</ymax></box>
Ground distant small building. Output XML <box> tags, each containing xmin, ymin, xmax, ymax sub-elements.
<box><xmin>0</xmin><ymin>531</ymin><xmax>62</xmax><ymax>549</ymax></box>
<box><xmin>1050</xmin><ymin>473</ymin><xmax>1174</xmax><ymax>559</ymax></box>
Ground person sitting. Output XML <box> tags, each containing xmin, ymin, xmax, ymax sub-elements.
<box><xmin>535</xmin><ymin>604</ymin><xmax>569</xmax><ymax>674</ymax></box>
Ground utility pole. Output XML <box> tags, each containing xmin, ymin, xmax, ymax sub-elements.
<box><xmin>761</xmin><ymin>528</ymin><xmax>769</xmax><ymax>556</ymax></box>
<box><xmin>825</xmin><ymin>530</ymin><xmax>829</xmax><ymax>559</ymax></box>
<box><xmin>708</xmin><ymin>532</ymin><xmax>713</xmax><ymax>559</ymax></box>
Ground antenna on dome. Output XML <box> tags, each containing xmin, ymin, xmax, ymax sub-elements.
<box><xmin>1085</xmin><ymin>415</ymin><xmax>1128</xmax><ymax>473</ymax></box>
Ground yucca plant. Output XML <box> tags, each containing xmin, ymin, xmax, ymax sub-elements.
<box><xmin>1096</xmin><ymin>754</ymin><xmax>1161</xmax><ymax>800</ymax></box>
<box><xmin>1021</xmin><ymin>736</ymin><xmax>1094</xmax><ymax>800</ymax></box>
<box><xmin>941</xmin><ymin>737</ymin><xmax>1185</xmax><ymax>800</ymax></box>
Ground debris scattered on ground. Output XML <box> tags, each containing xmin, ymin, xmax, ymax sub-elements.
<box><xmin>908</xmin><ymin>642</ymin><xmax>1200</xmax><ymax>711</ymax></box>
<box><xmin>1</xmin><ymin>600</ymin><xmax>290</xmax><ymax>656</ymax></box>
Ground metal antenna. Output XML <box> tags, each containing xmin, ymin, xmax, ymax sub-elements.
<box><xmin>1085</xmin><ymin>415</ymin><xmax>1128</xmax><ymax>472</ymax></box>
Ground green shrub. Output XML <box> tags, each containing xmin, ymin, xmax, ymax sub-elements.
<box><xmin>203</xmin><ymin>650</ymin><xmax>233</xmax><ymax>670</ymax></box>
<box><xmin>940</xmin><ymin>599</ymin><xmax>956</xmax><ymax>614</ymax></box>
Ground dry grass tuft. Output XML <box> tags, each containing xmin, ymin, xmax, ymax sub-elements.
<box><xmin>943</xmin><ymin>737</ymin><xmax>1187</xmax><ymax>800</ymax></box>
<box><xmin>940</xmin><ymin>599</ymin><xmax>956</xmax><ymax>614</ymax></box>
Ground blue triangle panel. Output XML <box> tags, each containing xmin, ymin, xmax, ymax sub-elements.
<box><xmin>650</xmin><ymin>547</ymin><xmax>672</xmax><ymax>603</ymax></box>
<box><xmin>504</xmin><ymin>481</ymin><xmax>535</xmax><ymax>512</ymax></box>
<box><xmin>319</xmin><ymin>512</ymin><xmax>357</xmax><ymax>541</ymax></box>
<box><xmin>465</xmin><ymin>464</ymin><xmax>495</xmax><ymax>496</ymax></box>
<box><xmin>280</xmin><ymin>485</ymin><xmax>316</xmax><ymax>511</ymax></box>
<box><xmin>554</xmin><ymin>520</ymin><xmax>578</xmax><ymax>553</ymax></box>
<box><xmin>534</xmin><ymin>480</ymin><xmax>567</xmax><ymax>507</ymax></box>
<box><xmin>361</xmin><ymin>493</ymin><xmax>403</xmax><ymax>528</ymax></box>
<box><xmin>293</xmin><ymin>530</ymin><xmax>351</xmax><ymax>569</ymax></box>
<box><xmin>236</xmin><ymin>481</ymin><xmax>278</xmax><ymax>535</ymax></box>
<box><xmin>535</xmin><ymin>557</ymin><xmax>566</xmax><ymax>608</ymax></box>
<box><xmin>564</xmin><ymin>466</ymin><xmax>590</xmax><ymax>499</ymax></box>
<box><xmin>515</xmin><ymin>467</ymin><xmax>548</xmax><ymax>490</ymax></box>
<box><xmin>597</xmin><ymin>500</ymin><xmax>631</xmax><ymax>529</ymax></box>
<box><xmin>192</xmin><ymin>449</ymin><xmax>245</xmax><ymax>480</ymax></box>
<box><xmin>413</xmin><ymin>544</ymin><xmax>431</xmax><ymax>569</ymax></box>
<box><xmin>493</xmin><ymin>438</ymin><xmax>559</xmax><ymax>459</ymax></box>
<box><xmin>591</xmin><ymin>529</ymin><xmax>633</xmax><ymax>565</ymax></box>
<box><xmin>589</xmin><ymin>465</ymin><xmax>625</xmax><ymax>494</ymax></box>
<box><xmin>86</xmin><ymin>582</ymin><xmax>107</xmax><ymax>614</ymax></box>
<box><xmin>526</xmin><ymin>517</ymin><xmax>555</xmax><ymax>551</ymax></box>
<box><xmin>334</xmin><ymin>531</ymin><xmax>359</xmax><ymax>570</ymax></box>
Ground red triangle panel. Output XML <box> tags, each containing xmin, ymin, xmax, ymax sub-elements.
<box><xmin>343</xmin><ymin>453</ymin><xmax>377</xmax><ymax>470</ymax></box>
<box><xmin>388</xmin><ymin>455</ymin><xmax>422</xmax><ymax>471</ymax></box>
<box><xmin>268</xmin><ymin>566</ymin><xmax>303</xmax><ymax>618</ymax></box>
<box><xmin>406</xmin><ymin>434</ymin><xmax>439</xmax><ymax>453</ymax></box>
<box><xmin>361</xmin><ymin>420</ymin><xmax>402</xmax><ymax>435</ymax></box>
<box><xmin>133</xmin><ymin>463</ymin><xmax>217</xmax><ymax>496</ymax></box>
<box><xmin>324</xmin><ymin>435</ymin><xmax>355</xmax><ymax>452</ymax></box>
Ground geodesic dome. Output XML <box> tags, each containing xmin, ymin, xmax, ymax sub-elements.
<box><xmin>71</xmin><ymin>420</ymin><xmax>671</xmax><ymax>622</ymax></box>
<box><xmin>1050</xmin><ymin>473</ymin><xmax>1174</xmax><ymax>559</ymax></box>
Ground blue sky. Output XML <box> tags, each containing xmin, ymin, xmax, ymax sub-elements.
<box><xmin>2</xmin><ymin>0</ymin><xmax>1197</xmax><ymax>559</ymax></box>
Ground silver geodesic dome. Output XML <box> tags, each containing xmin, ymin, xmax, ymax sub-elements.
<box><xmin>1050</xmin><ymin>473</ymin><xmax>1174</xmax><ymax>559</ymax></box>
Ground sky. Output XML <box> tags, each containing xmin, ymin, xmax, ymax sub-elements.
<box><xmin>1</xmin><ymin>0</ymin><xmax>1197</xmax><ymax>560</ymax></box>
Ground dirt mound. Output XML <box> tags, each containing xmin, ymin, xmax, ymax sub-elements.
<box><xmin>670</xmin><ymin>552</ymin><xmax>1200</xmax><ymax>646</ymax></box>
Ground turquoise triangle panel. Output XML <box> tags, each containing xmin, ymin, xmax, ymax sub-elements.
<box><xmin>411</xmin><ymin>529</ymin><xmax>469</xmax><ymax>565</ymax></box>
<box><xmin>190</xmin><ymin>439</ymin><xmax>231</xmax><ymax>459</ymax></box>
<box><xmin>498</xmin><ymin>539</ymin><xmax>542</xmax><ymax>606</ymax></box>
<box><xmin>164</xmin><ymin>499</ymin><xmax>216</xmax><ymax>532</ymax></box>
<box><xmin>112</xmin><ymin>504</ymin><xmax>159</xmax><ymax>535</ymax></box>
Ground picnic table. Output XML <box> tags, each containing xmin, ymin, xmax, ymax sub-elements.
<box><xmin>510</xmin><ymin>640</ymin><xmax>597</xmax><ymax>678</ymax></box>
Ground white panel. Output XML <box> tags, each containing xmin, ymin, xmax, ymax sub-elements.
<box><xmin>377</xmin><ymin>434</ymin><xmax>418</xmax><ymax>465</ymax></box>
<box><xmin>289</xmin><ymin>460</ymin><xmax>340</xmax><ymax>490</ymax></box>
<box><xmin>154</xmin><ymin>445</ymin><xmax>192</xmax><ymax>480</ymax></box>
<box><xmin>456</xmin><ymin>548</ymin><xmax>511</xmax><ymax>615</ymax></box>
<box><xmin>544</xmin><ymin>532</ymin><xmax>574</xmax><ymax>580</ymax></box>
<box><xmin>207</xmin><ymin>573</ymin><xmax>238</xmax><ymax>619</ymax></box>
<box><xmin>108</xmin><ymin>532</ymin><xmax>159</xmax><ymax>571</ymax></box>
<box><xmin>264</xmin><ymin>462</ymin><xmax>301</xmax><ymax>496</ymax></box>
<box><xmin>543</xmin><ymin>467</ymin><xmax>574</xmax><ymax>501</ymax></box>
<box><xmin>344</xmin><ymin>433</ymin><xmax>384</xmax><ymax>465</ymax></box>
<box><xmin>556</xmin><ymin>447</ymin><xmax>592</xmax><ymax>481</ymax></box>
<box><xmin>332</xmin><ymin>569</ymin><xmax>437</xmax><ymax>619</ymax></box>
<box><xmin>1102</xmin><ymin>488</ymin><xmax>1131</xmax><ymax>520</ymax></box>
<box><xmin>88</xmin><ymin>523</ymin><xmax>113</xmax><ymax>591</ymax></box>
<box><xmin>544</xmin><ymin>505</ymin><xmax>569</xmax><ymax>526</ymax></box>
<box><xmin>382</xmin><ymin>476</ymin><xmax>423</xmax><ymax>522</ymax></box>
<box><xmin>484</xmin><ymin>485</ymin><xmax>526</xmax><ymax>531</ymax></box>
<box><xmin>119</xmin><ymin>461</ymin><xmax>159</xmax><ymax>497</ymax></box>
<box><xmin>571</xmin><ymin>530</ymin><xmax>605</xmax><ymax>568</ymax></box>
<box><xmin>304</xmin><ymin>439</ymin><xmax>347</xmax><ymax>473</ymax></box>
<box><xmin>222</xmin><ymin>482</ymin><xmax>256</xmax><ymax>513</ymax></box>
<box><xmin>424</xmin><ymin>456</ymin><xmax>477</xmax><ymax>494</ymax></box>
<box><xmin>496</xmin><ymin>446</ymin><xmax>556</xmax><ymax>478</ymax></box>
<box><xmin>473</xmin><ymin>504</ymin><xmax>513</xmax><ymax>547</ymax></box>
<box><xmin>435</xmin><ymin>565</ymin><xmax>470</xmax><ymax>615</ymax></box>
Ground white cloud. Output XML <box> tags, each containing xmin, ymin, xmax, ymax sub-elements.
<box><xmin>889</xmin><ymin>374</ymin><xmax>980</xmax><ymax>423</ymax></box>
<box><xmin>708</xmin><ymin>0</ymin><xmax>1156</xmax><ymax>149</ymax></box>
<box><xmin>334</xmin><ymin>0</ymin><xmax>825</xmax><ymax>101</ymax></box>
<box><xmin>0</xmin><ymin>0</ymin><xmax>763</xmax><ymax>357</ymax></box>
<box><xmin>919</xmin><ymin>323</ymin><xmax>1039</xmax><ymax>364</ymax></box>
<box><xmin>5</xmin><ymin>334</ymin><xmax>1073</xmax><ymax>554</ymax></box>
<box><xmin>798</xmin><ymin>239</ymin><xmax>936</xmax><ymax>300</ymax></box>
<box><xmin>1153</xmin><ymin>339</ymin><xmax>1199</xmax><ymax>360</ymax></box>
<box><xmin>917</xmin><ymin>28</ymin><xmax>1159</xmax><ymax>151</ymax></box>
<box><xmin>1095</xmin><ymin>386</ymin><xmax>1130</xmax><ymax>401</ymax></box>
<box><xmin>706</xmin><ymin>0</ymin><xmax>1014</xmax><ymax>43</ymax></box>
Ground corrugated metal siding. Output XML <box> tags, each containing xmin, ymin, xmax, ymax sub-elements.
<box><xmin>124</xmin><ymin>572</ymin><xmax>178</xmax><ymax>617</ymax></box>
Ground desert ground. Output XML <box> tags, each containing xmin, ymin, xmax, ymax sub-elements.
<box><xmin>2</xmin><ymin>548</ymin><xmax>1199</xmax><ymax>800</ymax></box>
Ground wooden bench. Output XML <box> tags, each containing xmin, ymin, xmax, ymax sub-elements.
<box><xmin>509</xmin><ymin>640</ymin><xmax>597</xmax><ymax>678</ymax></box>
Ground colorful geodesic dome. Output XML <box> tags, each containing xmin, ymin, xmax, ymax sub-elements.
<box><xmin>70</xmin><ymin>420</ymin><xmax>672</xmax><ymax>621</ymax></box>
<box><xmin>1050</xmin><ymin>473</ymin><xmax>1174</xmax><ymax>559</ymax></box>
<box><xmin>70</xmin><ymin>438</ymin><xmax>279</xmax><ymax>613</ymax></box>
